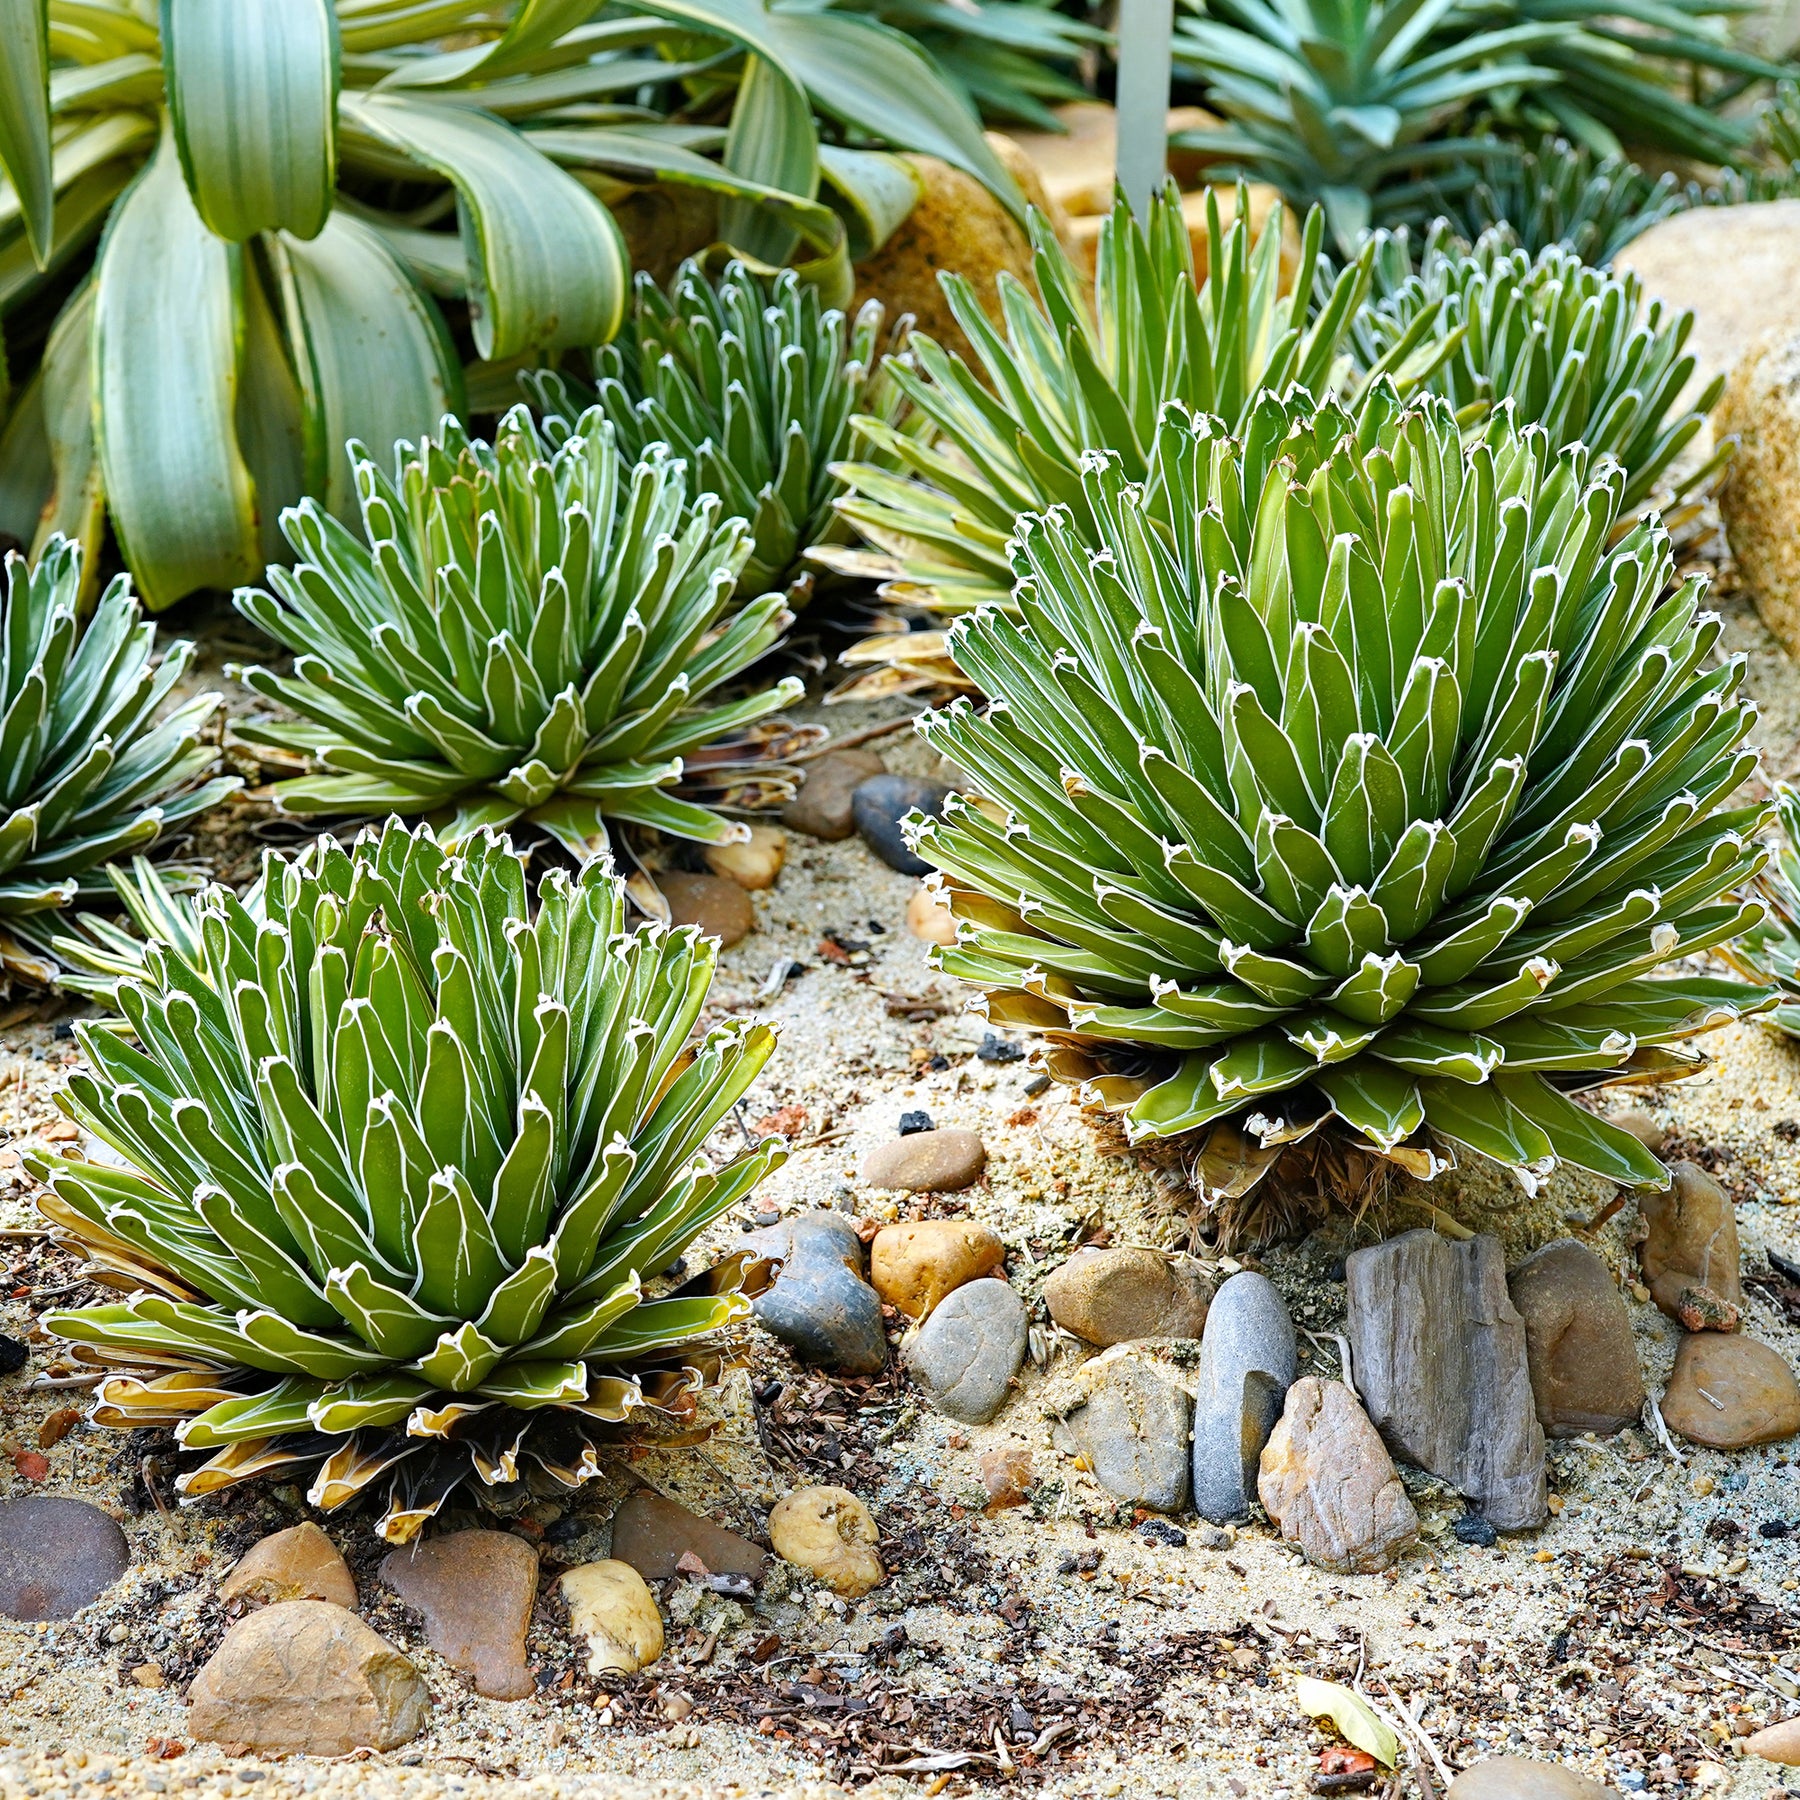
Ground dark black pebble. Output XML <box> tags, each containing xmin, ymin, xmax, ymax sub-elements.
<box><xmin>1452</xmin><ymin>1511</ymin><xmax>1498</xmax><ymax>1547</ymax></box>
<box><xmin>977</xmin><ymin>1033</ymin><xmax>1023</xmax><ymax>1063</ymax></box>
<box><xmin>898</xmin><ymin>1110</ymin><xmax>934</xmax><ymax>1136</ymax></box>
<box><xmin>0</xmin><ymin>1335</ymin><xmax>26</xmax><ymax>1376</ymax></box>
<box><xmin>851</xmin><ymin>775</ymin><xmax>954</xmax><ymax>876</ymax></box>
<box><xmin>1137</xmin><ymin>1517</ymin><xmax>1187</xmax><ymax>1548</ymax></box>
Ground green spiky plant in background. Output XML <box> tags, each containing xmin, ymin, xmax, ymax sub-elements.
<box><xmin>0</xmin><ymin>538</ymin><xmax>239</xmax><ymax>987</ymax></box>
<box><xmin>824</xmin><ymin>184</ymin><xmax>1454</xmax><ymax>619</ymax></box>
<box><xmin>909</xmin><ymin>387</ymin><xmax>1773</xmax><ymax>1245</ymax></box>
<box><xmin>1720</xmin><ymin>785</ymin><xmax>1800</xmax><ymax>1039</ymax></box>
<box><xmin>30</xmin><ymin>822</ymin><xmax>784</xmax><ymax>1542</ymax></box>
<box><xmin>524</xmin><ymin>261</ymin><xmax>915</xmax><ymax>601</ymax></box>
<box><xmin>1352</xmin><ymin>226</ymin><xmax>1729</xmax><ymax>525</ymax></box>
<box><xmin>232</xmin><ymin>406</ymin><xmax>816</xmax><ymax>861</ymax></box>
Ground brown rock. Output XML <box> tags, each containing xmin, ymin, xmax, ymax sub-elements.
<box><xmin>656</xmin><ymin>871</ymin><xmax>754</xmax><ymax>948</ymax></box>
<box><xmin>704</xmin><ymin>824</ymin><xmax>786</xmax><ymax>891</ymax></box>
<box><xmin>1718</xmin><ymin>326</ymin><xmax>1800</xmax><ymax>663</ymax></box>
<box><xmin>1660</xmin><ymin>1331</ymin><xmax>1800</xmax><ymax>1449</ymax></box>
<box><xmin>906</xmin><ymin>883</ymin><xmax>959</xmax><ymax>946</ymax></box>
<box><xmin>870</xmin><ymin>1219</ymin><xmax>1005</xmax><ymax>1319</ymax></box>
<box><xmin>977</xmin><ymin>1445</ymin><xmax>1034</xmax><ymax>1508</ymax></box>
<box><xmin>860</xmin><ymin>1126</ymin><xmax>987</xmax><ymax>1193</ymax></box>
<box><xmin>607</xmin><ymin>1490</ymin><xmax>767</xmax><ymax>1583</ymax></box>
<box><xmin>850</xmin><ymin>136</ymin><xmax>1075</xmax><ymax>370</ymax></box>
<box><xmin>1618</xmin><ymin>200</ymin><xmax>1800</xmax><ymax>403</ymax></box>
<box><xmin>380</xmin><ymin>1529</ymin><xmax>537</xmax><ymax>1700</ymax></box>
<box><xmin>1638</xmin><ymin>1160</ymin><xmax>1742</xmax><ymax>1330</ymax></box>
<box><xmin>1508</xmin><ymin>1240</ymin><xmax>1647</xmax><ymax>1437</ymax></box>
<box><xmin>1446</xmin><ymin>1756</ymin><xmax>1623</xmax><ymax>1800</ymax></box>
<box><xmin>1609</xmin><ymin>1110</ymin><xmax>1667</xmax><ymax>1155</ymax></box>
<box><xmin>559</xmin><ymin>1560</ymin><xmax>664</xmax><ymax>1676</ymax></box>
<box><xmin>220</xmin><ymin>1522</ymin><xmax>356</xmax><ymax>1610</ymax></box>
<box><xmin>1064</xmin><ymin>182</ymin><xmax>1300</xmax><ymax>285</ymax></box>
<box><xmin>187</xmin><ymin>1600</ymin><xmax>428</xmax><ymax>1755</ymax></box>
<box><xmin>1042</xmin><ymin>1246</ymin><xmax>1211</xmax><ymax>1346</ymax></box>
<box><xmin>768</xmin><ymin>1485</ymin><xmax>883</xmax><ymax>1596</ymax></box>
<box><xmin>781</xmin><ymin>749</ymin><xmax>886</xmax><ymax>841</ymax></box>
<box><xmin>1258</xmin><ymin>1377</ymin><xmax>1419</xmax><ymax>1574</ymax></box>
<box><xmin>0</xmin><ymin>1496</ymin><xmax>130</xmax><ymax>1621</ymax></box>
<box><xmin>1346</xmin><ymin>1230</ymin><xmax>1546</xmax><ymax>1531</ymax></box>
<box><xmin>1745</xmin><ymin>1716</ymin><xmax>1800</xmax><ymax>1764</ymax></box>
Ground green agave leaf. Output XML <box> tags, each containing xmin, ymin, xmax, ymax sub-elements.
<box><xmin>0</xmin><ymin>0</ymin><xmax>52</xmax><ymax>267</ymax></box>
<box><xmin>162</xmin><ymin>0</ymin><xmax>339</xmax><ymax>242</ymax></box>
<box><xmin>92</xmin><ymin>125</ymin><xmax>260</xmax><ymax>610</ymax></box>
<box><xmin>342</xmin><ymin>91</ymin><xmax>627</xmax><ymax>361</ymax></box>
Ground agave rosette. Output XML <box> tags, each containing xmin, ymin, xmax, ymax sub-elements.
<box><xmin>233</xmin><ymin>406</ymin><xmax>816</xmax><ymax>859</ymax></box>
<box><xmin>0</xmin><ymin>538</ymin><xmax>238</xmax><ymax>984</ymax></box>
<box><xmin>31</xmin><ymin>823</ymin><xmax>783</xmax><ymax>1541</ymax></box>
<box><xmin>910</xmin><ymin>387</ymin><xmax>1773</xmax><ymax>1231</ymax></box>
<box><xmin>526</xmin><ymin>260</ymin><xmax>914</xmax><ymax>600</ymax></box>
<box><xmin>1719</xmin><ymin>784</ymin><xmax>1800</xmax><ymax>1041</ymax></box>
<box><xmin>823</xmin><ymin>185</ymin><xmax>1455</xmax><ymax>620</ymax></box>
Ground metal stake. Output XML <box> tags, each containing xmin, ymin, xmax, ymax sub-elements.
<box><xmin>1115</xmin><ymin>0</ymin><xmax>1175</xmax><ymax>214</ymax></box>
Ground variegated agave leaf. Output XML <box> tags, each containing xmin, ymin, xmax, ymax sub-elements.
<box><xmin>821</xmin><ymin>182</ymin><xmax>1457</xmax><ymax>617</ymax></box>
<box><xmin>1352</xmin><ymin>225</ymin><xmax>1729</xmax><ymax>523</ymax></box>
<box><xmin>910</xmin><ymin>386</ymin><xmax>1774</xmax><ymax>1240</ymax></box>
<box><xmin>525</xmin><ymin>260</ymin><xmax>916</xmax><ymax>602</ymax></box>
<box><xmin>1719</xmin><ymin>783</ymin><xmax>1800</xmax><ymax>1041</ymax></box>
<box><xmin>231</xmin><ymin>408</ymin><xmax>817</xmax><ymax>858</ymax></box>
<box><xmin>0</xmin><ymin>539</ymin><xmax>240</xmax><ymax>989</ymax></box>
<box><xmin>30</xmin><ymin>822</ymin><xmax>785</xmax><ymax>1541</ymax></box>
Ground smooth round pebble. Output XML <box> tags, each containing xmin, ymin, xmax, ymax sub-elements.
<box><xmin>1043</xmin><ymin>1245</ymin><xmax>1211</xmax><ymax>1345</ymax></box>
<box><xmin>871</xmin><ymin>1218</ymin><xmax>1005</xmax><ymax>1319</ymax></box>
<box><xmin>861</xmin><ymin>1126</ymin><xmax>987</xmax><ymax>1193</ymax></box>
<box><xmin>1066</xmin><ymin>1348</ymin><xmax>1191</xmax><ymax>1512</ymax></box>
<box><xmin>1191</xmin><ymin>1271</ymin><xmax>1296</xmax><ymax>1523</ymax></box>
<box><xmin>657</xmin><ymin>871</ymin><xmax>754</xmax><ymax>946</ymax></box>
<box><xmin>1446</xmin><ymin>1755</ymin><xmax>1623</xmax><ymax>1799</ymax></box>
<box><xmin>1745</xmin><ymin>1717</ymin><xmax>1800</xmax><ymax>1764</ymax></box>
<box><xmin>782</xmin><ymin>750</ymin><xmax>886</xmax><ymax>841</ymax></box>
<box><xmin>559</xmin><ymin>1560</ymin><xmax>665</xmax><ymax>1675</ymax></box>
<box><xmin>905</xmin><ymin>1277</ymin><xmax>1027</xmax><ymax>1424</ymax></box>
<box><xmin>768</xmin><ymin>1486</ymin><xmax>883</xmax><ymax>1595</ymax></box>
<box><xmin>1661</xmin><ymin>1331</ymin><xmax>1800</xmax><ymax>1447</ymax></box>
<box><xmin>0</xmin><ymin>1496</ymin><xmax>130</xmax><ymax>1620</ymax></box>
<box><xmin>851</xmin><ymin>774</ymin><xmax>954</xmax><ymax>875</ymax></box>
<box><xmin>704</xmin><ymin>823</ymin><xmax>786</xmax><ymax>891</ymax></box>
<box><xmin>906</xmin><ymin>884</ymin><xmax>958</xmax><ymax>945</ymax></box>
<box><xmin>1508</xmin><ymin>1239</ymin><xmax>1646</xmax><ymax>1437</ymax></box>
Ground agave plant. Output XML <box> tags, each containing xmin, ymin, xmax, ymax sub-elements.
<box><xmin>1719</xmin><ymin>785</ymin><xmax>1800</xmax><ymax>1040</ymax></box>
<box><xmin>30</xmin><ymin>822</ymin><xmax>783</xmax><ymax>1540</ymax></box>
<box><xmin>525</xmin><ymin>260</ymin><xmax>913</xmax><ymax>600</ymax></box>
<box><xmin>824</xmin><ymin>184</ymin><xmax>1453</xmax><ymax>618</ymax></box>
<box><xmin>233</xmin><ymin>405</ymin><xmax>815</xmax><ymax>858</ymax></box>
<box><xmin>910</xmin><ymin>386</ymin><xmax>1772</xmax><ymax>1243</ymax></box>
<box><xmin>1352</xmin><ymin>227</ymin><xmax>1727</xmax><ymax>517</ymax></box>
<box><xmin>0</xmin><ymin>0</ymin><xmax>1025</xmax><ymax>609</ymax></box>
<box><xmin>1170</xmin><ymin>0</ymin><xmax>1793</xmax><ymax>250</ymax></box>
<box><xmin>1398</xmin><ymin>139</ymin><xmax>1691</xmax><ymax>265</ymax></box>
<box><xmin>0</xmin><ymin>537</ymin><xmax>238</xmax><ymax>985</ymax></box>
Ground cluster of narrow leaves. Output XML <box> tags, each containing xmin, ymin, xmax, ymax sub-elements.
<box><xmin>1720</xmin><ymin>786</ymin><xmax>1800</xmax><ymax>1042</ymax></box>
<box><xmin>233</xmin><ymin>407</ymin><xmax>814</xmax><ymax>858</ymax></box>
<box><xmin>0</xmin><ymin>539</ymin><xmax>237</xmax><ymax>984</ymax></box>
<box><xmin>30</xmin><ymin>823</ymin><xmax>783</xmax><ymax>1543</ymax></box>
<box><xmin>825</xmin><ymin>185</ymin><xmax>1452</xmax><ymax>617</ymax></box>
<box><xmin>525</xmin><ymin>262</ymin><xmax>914</xmax><ymax>600</ymax></box>
<box><xmin>1353</xmin><ymin>227</ymin><xmax>1727</xmax><ymax>518</ymax></box>
<box><xmin>911</xmin><ymin>388</ymin><xmax>1772</xmax><ymax>1239</ymax></box>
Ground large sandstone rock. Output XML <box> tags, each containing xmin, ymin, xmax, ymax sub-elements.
<box><xmin>187</xmin><ymin>1600</ymin><xmax>428</xmax><ymax>1755</ymax></box>
<box><xmin>1618</xmin><ymin>200</ymin><xmax>1800</xmax><ymax>402</ymax></box>
<box><xmin>1637</xmin><ymin>1160</ymin><xmax>1742</xmax><ymax>1331</ymax></box>
<box><xmin>1258</xmin><ymin>1377</ymin><xmax>1418</xmax><ymax>1574</ymax></box>
<box><xmin>221</xmin><ymin>1522</ymin><xmax>356</xmax><ymax>1610</ymax></box>
<box><xmin>1718</xmin><ymin>327</ymin><xmax>1800</xmax><ymax>663</ymax></box>
<box><xmin>851</xmin><ymin>135</ymin><xmax>1075</xmax><ymax>370</ymax></box>
<box><xmin>1508</xmin><ymin>1240</ymin><xmax>1646</xmax><ymax>1437</ymax></box>
<box><xmin>1346</xmin><ymin>1230</ymin><xmax>1546</xmax><ymax>1531</ymax></box>
<box><xmin>871</xmin><ymin>1219</ymin><xmax>1005</xmax><ymax>1320</ymax></box>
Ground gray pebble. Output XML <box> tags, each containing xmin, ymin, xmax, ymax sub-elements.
<box><xmin>905</xmin><ymin>1278</ymin><xmax>1027</xmax><ymax>1423</ymax></box>
<box><xmin>1067</xmin><ymin>1353</ymin><xmax>1192</xmax><ymax>1514</ymax></box>
<box><xmin>1190</xmin><ymin>1271</ymin><xmax>1295</xmax><ymax>1523</ymax></box>
<box><xmin>852</xmin><ymin>775</ymin><xmax>954</xmax><ymax>876</ymax></box>
<box><xmin>734</xmin><ymin>1213</ymin><xmax>886</xmax><ymax>1375</ymax></box>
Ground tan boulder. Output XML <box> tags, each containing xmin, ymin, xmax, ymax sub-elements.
<box><xmin>1661</xmin><ymin>1332</ymin><xmax>1800</xmax><ymax>1449</ymax></box>
<box><xmin>851</xmin><ymin>135</ymin><xmax>1076</xmax><ymax>370</ymax></box>
<box><xmin>870</xmin><ymin>1218</ymin><xmax>1005</xmax><ymax>1319</ymax></box>
<box><xmin>1746</xmin><ymin>1716</ymin><xmax>1800</xmax><ymax>1764</ymax></box>
<box><xmin>1042</xmin><ymin>1245</ymin><xmax>1211</xmax><ymax>1345</ymax></box>
<box><xmin>559</xmin><ymin>1560</ymin><xmax>664</xmax><ymax>1676</ymax></box>
<box><xmin>1718</xmin><ymin>326</ymin><xmax>1800</xmax><ymax>662</ymax></box>
<box><xmin>768</xmin><ymin>1485</ymin><xmax>883</xmax><ymax>1596</ymax></box>
<box><xmin>220</xmin><ymin>1522</ymin><xmax>356</xmax><ymax>1610</ymax></box>
<box><xmin>1637</xmin><ymin>1160</ymin><xmax>1742</xmax><ymax>1330</ymax></box>
<box><xmin>187</xmin><ymin>1600</ymin><xmax>428</xmax><ymax>1755</ymax></box>
<box><xmin>1446</xmin><ymin>1756</ymin><xmax>1622</xmax><ymax>1799</ymax></box>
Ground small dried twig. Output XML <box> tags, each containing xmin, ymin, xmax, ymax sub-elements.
<box><xmin>794</xmin><ymin>711</ymin><xmax>926</xmax><ymax>759</ymax></box>
<box><xmin>1643</xmin><ymin>1392</ymin><xmax>1685</xmax><ymax>1464</ymax></box>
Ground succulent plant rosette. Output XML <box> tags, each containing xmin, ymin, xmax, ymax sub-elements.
<box><xmin>526</xmin><ymin>260</ymin><xmax>913</xmax><ymax>602</ymax></box>
<box><xmin>908</xmin><ymin>386</ymin><xmax>1775</xmax><ymax>1243</ymax></box>
<box><xmin>29</xmin><ymin>823</ymin><xmax>784</xmax><ymax>1541</ymax></box>
<box><xmin>1719</xmin><ymin>784</ymin><xmax>1800</xmax><ymax>1042</ymax></box>
<box><xmin>0</xmin><ymin>539</ymin><xmax>239</xmax><ymax>987</ymax></box>
<box><xmin>231</xmin><ymin>406</ymin><xmax>817</xmax><ymax>862</ymax></box>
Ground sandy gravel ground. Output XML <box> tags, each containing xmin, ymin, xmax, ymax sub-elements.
<box><xmin>2</xmin><ymin>534</ymin><xmax>1800</xmax><ymax>1800</ymax></box>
